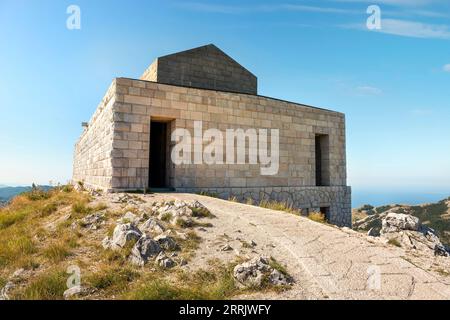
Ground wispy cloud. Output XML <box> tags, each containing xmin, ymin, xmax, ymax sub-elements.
<box><xmin>411</xmin><ymin>108</ymin><xmax>432</xmax><ymax>116</ymax></box>
<box><xmin>444</xmin><ymin>64</ymin><xmax>450</xmax><ymax>72</ymax></box>
<box><xmin>343</xmin><ymin>19</ymin><xmax>450</xmax><ymax>39</ymax></box>
<box><xmin>174</xmin><ymin>2</ymin><xmax>359</xmax><ymax>15</ymax></box>
<box><xmin>332</xmin><ymin>0</ymin><xmax>440</xmax><ymax>7</ymax></box>
<box><xmin>356</xmin><ymin>86</ymin><xmax>383</xmax><ymax>96</ymax></box>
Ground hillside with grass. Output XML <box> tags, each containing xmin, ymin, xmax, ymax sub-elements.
<box><xmin>0</xmin><ymin>186</ymin><xmax>292</xmax><ymax>300</ymax></box>
<box><xmin>353</xmin><ymin>197</ymin><xmax>450</xmax><ymax>244</ymax></box>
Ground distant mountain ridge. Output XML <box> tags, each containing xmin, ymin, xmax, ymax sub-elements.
<box><xmin>0</xmin><ymin>185</ymin><xmax>52</xmax><ymax>204</ymax></box>
<box><xmin>353</xmin><ymin>196</ymin><xmax>450</xmax><ymax>245</ymax></box>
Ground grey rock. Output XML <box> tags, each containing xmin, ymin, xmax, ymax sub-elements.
<box><xmin>220</xmin><ymin>244</ymin><xmax>233</xmax><ymax>251</ymax></box>
<box><xmin>268</xmin><ymin>269</ymin><xmax>293</xmax><ymax>286</ymax></box>
<box><xmin>156</xmin><ymin>252</ymin><xmax>176</xmax><ymax>269</ymax></box>
<box><xmin>381</xmin><ymin>212</ymin><xmax>420</xmax><ymax>234</ymax></box>
<box><xmin>154</xmin><ymin>234</ymin><xmax>179</xmax><ymax>251</ymax></box>
<box><xmin>233</xmin><ymin>256</ymin><xmax>273</xmax><ymax>287</ymax></box>
<box><xmin>139</xmin><ymin>218</ymin><xmax>165</xmax><ymax>234</ymax></box>
<box><xmin>103</xmin><ymin>223</ymin><xmax>142</xmax><ymax>250</ymax></box>
<box><xmin>129</xmin><ymin>236</ymin><xmax>162</xmax><ymax>266</ymax></box>
<box><xmin>367</xmin><ymin>228</ymin><xmax>379</xmax><ymax>237</ymax></box>
<box><xmin>81</xmin><ymin>212</ymin><xmax>105</xmax><ymax>230</ymax></box>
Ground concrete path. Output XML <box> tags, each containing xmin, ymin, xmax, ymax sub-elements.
<box><xmin>166</xmin><ymin>193</ymin><xmax>450</xmax><ymax>300</ymax></box>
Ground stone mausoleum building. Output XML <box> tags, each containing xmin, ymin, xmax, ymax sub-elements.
<box><xmin>73</xmin><ymin>44</ymin><xmax>351</xmax><ymax>226</ymax></box>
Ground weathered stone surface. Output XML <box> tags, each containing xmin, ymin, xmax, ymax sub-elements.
<box><xmin>139</xmin><ymin>218</ymin><xmax>165</xmax><ymax>234</ymax></box>
<box><xmin>103</xmin><ymin>223</ymin><xmax>142</xmax><ymax>250</ymax></box>
<box><xmin>129</xmin><ymin>235</ymin><xmax>162</xmax><ymax>266</ymax></box>
<box><xmin>156</xmin><ymin>252</ymin><xmax>176</xmax><ymax>269</ymax></box>
<box><xmin>154</xmin><ymin>234</ymin><xmax>179</xmax><ymax>251</ymax></box>
<box><xmin>381</xmin><ymin>212</ymin><xmax>420</xmax><ymax>234</ymax></box>
<box><xmin>81</xmin><ymin>212</ymin><xmax>105</xmax><ymax>230</ymax></box>
<box><xmin>233</xmin><ymin>256</ymin><xmax>292</xmax><ymax>287</ymax></box>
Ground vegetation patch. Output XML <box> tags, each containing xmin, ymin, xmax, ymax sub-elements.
<box><xmin>388</xmin><ymin>238</ymin><xmax>402</xmax><ymax>247</ymax></box>
<box><xmin>308</xmin><ymin>212</ymin><xmax>326</xmax><ymax>223</ymax></box>
<box><xmin>259</xmin><ymin>200</ymin><xmax>301</xmax><ymax>215</ymax></box>
<box><xmin>86</xmin><ymin>266</ymin><xmax>139</xmax><ymax>294</ymax></box>
<box><xmin>17</xmin><ymin>269</ymin><xmax>67</xmax><ymax>300</ymax></box>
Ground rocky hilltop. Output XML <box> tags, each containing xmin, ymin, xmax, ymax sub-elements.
<box><xmin>2</xmin><ymin>187</ymin><xmax>450</xmax><ymax>300</ymax></box>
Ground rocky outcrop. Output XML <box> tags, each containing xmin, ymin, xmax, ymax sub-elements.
<box><xmin>152</xmin><ymin>200</ymin><xmax>212</xmax><ymax>226</ymax></box>
<box><xmin>102</xmin><ymin>223</ymin><xmax>142</xmax><ymax>250</ymax></box>
<box><xmin>129</xmin><ymin>236</ymin><xmax>162</xmax><ymax>266</ymax></box>
<box><xmin>80</xmin><ymin>212</ymin><xmax>105</xmax><ymax>230</ymax></box>
<box><xmin>233</xmin><ymin>256</ymin><xmax>293</xmax><ymax>287</ymax></box>
<box><xmin>381</xmin><ymin>212</ymin><xmax>420</xmax><ymax>233</ymax></box>
<box><xmin>139</xmin><ymin>218</ymin><xmax>165</xmax><ymax>235</ymax></box>
<box><xmin>103</xmin><ymin>210</ymin><xmax>182</xmax><ymax>267</ymax></box>
<box><xmin>359</xmin><ymin>210</ymin><xmax>450</xmax><ymax>257</ymax></box>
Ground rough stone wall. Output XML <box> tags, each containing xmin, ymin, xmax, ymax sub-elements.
<box><xmin>72</xmin><ymin>81</ymin><xmax>116</xmax><ymax>190</ymax></box>
<box><xmin>177</xmin><ymin>186</ymin><xmax>352</xmax><ymax>227</ymax></box>
<box><xmin>141</xmin><ymin>44</ymin><xmax>257</xmax><ymax>95</ymax></box>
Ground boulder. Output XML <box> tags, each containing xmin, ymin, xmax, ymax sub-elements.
<box><xmin>118</xmin><ymin>211</ymin><xmax>141</xmax><ymax>224</ymax></box>
<box><xmin>268</xmin><ymin>269</ymin><xmax>292</xmax><ymax>286</ymax></box>
<box><xmin>233</xmin><ymin>256</ymin><xmax>293</xmax><ymax>287</ymax></box>
<box><xmin>156</xmin><ymin>252</ymin><xmax>176</xmax><ymax>269</ymax></box>
<box><xmin>381</xmin><ymin>212</ymin><xmax>420</xmax><ymax>234</ymax></box>
<box><xmin>103</xmin><ymin>223</ymin><xmax>142</xmax><ymax>250</ymax></box>
<box><xmin>154</xmin><ymin>234</ymin><xmax>179</xmax><ymax>251</ymax></box>
<box><xmin>139</xmin><ymin>218</ymin><xmax>165</xmax><ymax>235</ymax></box>
<box><xmin>367</xmin><ymin>228</ymin><xmax>379</xmax><ymax>237</ymax></box>
<box><xmin>129</xmin><ymin>236</ymin><xmax>162</xmax><ymax>266</ymax></box>
<box><xmin>81</xmin><ymin>212</ymin><xmax>105</xmax><ymax>230</ymax></box>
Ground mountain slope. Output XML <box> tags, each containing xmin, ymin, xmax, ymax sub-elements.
<box><xmin>353</xmin><ymin>197</ymin><xmax>450</xmax><ymax>244</ymax></box>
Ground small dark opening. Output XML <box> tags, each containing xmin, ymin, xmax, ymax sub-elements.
<box><xmin>149</xmin><ymin>121</ymin><xmax>167</xmax><ymax>188</ymax></box>
<box><xmin>320</xmin><ymin>207</ymin><xmax>330</xmax><ymax>221</ymax></box>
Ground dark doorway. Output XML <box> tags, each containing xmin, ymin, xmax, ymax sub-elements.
<box><xmin>320</xmin><ymin>207</ymin><xmax>330</xmax><ymax>221</ymax></box>
<box><xmin>149</xmin><ymin>121</ymin><xmax>168</xmax><ymax>188</ymax></box>
<box><xmin>315</xmin><ymin>134</ymin><xmax>330</xmax><ymax>186</ymax></box>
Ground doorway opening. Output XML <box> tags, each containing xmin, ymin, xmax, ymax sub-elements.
<box><xmin>315</xmin><ymin>134</ymin><xmax>330</xmax><ymax>186</ymax></box>
<box><xmin>149</xmin><ymin>121</ymin><xmax>168</xmax><ymax>188</ymax></box>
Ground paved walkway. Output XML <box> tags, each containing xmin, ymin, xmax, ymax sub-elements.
<box><xmin>170</xmin><ymin>193</ymin><xmax>450</xmax><ymax>300</ymax></box>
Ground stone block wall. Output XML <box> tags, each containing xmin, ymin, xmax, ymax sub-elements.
<box><xmin>110</xmin><ymin>77</ymin><xmax>347</xmax><ymax>191</ymax></box>
<box><xmin>141</xmin><ymin>44</ymin><xmax>257</xmax><ymax>95</ymax></box>
<box><xmin>72</xmin><ymin>81</ymin><xmax>116</xmax><ymax>190</ymax></box>
<box><xmin>178</xmin><ymin>186</ymin><xmax>352</xmax><ymax>227</ymax></box>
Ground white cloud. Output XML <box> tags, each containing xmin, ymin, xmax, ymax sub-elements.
<box><xmin>380</xmin><ymin>19</ymin><xmax>450</xmax><ymax>39</ymax></box>
<box><xmin>343</xmin><ymin>19</ymin><xmax>450</xmax><ymax>39</ymax></box>
<box><xmin>356</xmin><ymin>86</ymin><xmax>383</xmax><ymax>96</ymax></box>
<box><xmin>174</xmin><ymin>2</ymin><xmax>358</xmax><ymax>15</ymax></box>
<box><xmin>444</xmin><ymin>64</ymin><xmax>450</xmax><ymax>72</ymax></box>
<box><xmin>332</xmin><ymin>0</ymin><xmax>440</xmax><ymax>6</ymax></box>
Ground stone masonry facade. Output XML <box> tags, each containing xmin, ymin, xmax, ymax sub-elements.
<box><xmin>73</xmin><ymin>44</ymin><xmax>351</xmax><ymax>227</ymax></box>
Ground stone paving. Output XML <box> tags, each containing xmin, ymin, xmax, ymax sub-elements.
<box><xmin>171</xmin><ymin>193</ymin><xmax>450</xmax><ymax>300</ymax></box>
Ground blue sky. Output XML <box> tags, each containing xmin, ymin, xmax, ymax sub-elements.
<box><xmin>0</xmin><ymin>0</ymin><xmax>449</xmax><ymax>200</ymax></box>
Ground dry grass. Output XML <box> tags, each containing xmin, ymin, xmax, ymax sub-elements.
<box><xmin>16</xmin><ymin>269</ymin><xmax>67</xmax><ymax>300</ymax></box>
<box><xmin>259</xmin><ymin>199</ymin><xmax>301</xmax><ymax>215</ymax></box>
<box><xmin>0</xmin><ymin>186</ymin><xmax>91</xmax><ymax>292</ymax></box>
<box><xmin>308</xmin><ymin>212</ymin><xmax>326</xmax><ymax>223</ymax></box>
